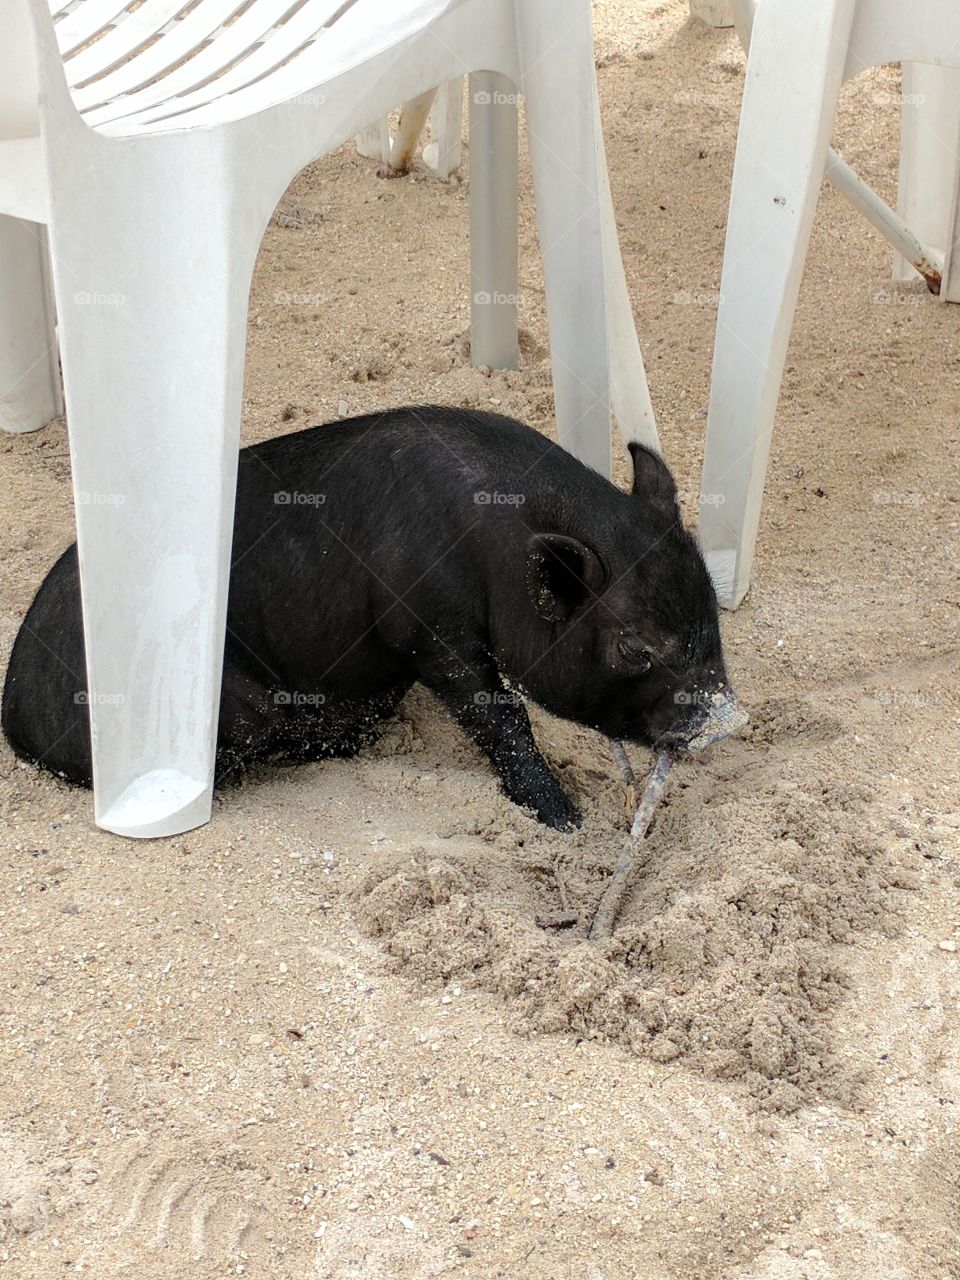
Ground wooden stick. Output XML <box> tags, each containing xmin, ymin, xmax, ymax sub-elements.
<box><xmin>609</xmin><ymin>738</ymin><xmax>637</xmax><ymax>789</ymax></box>
<box><xmin>554</xmin><ymin>860</ymin><xmax>571</xmax><ymax>913</ymax></box>
<box><xmin>609</xmin><ymin>737</ymin><xmax>638</xmax><ymax>828</ymax></box>
<box><xmin>589</xmin><ymin>751</ymin><xmax>674</xmax><ymax>941</ymax></box>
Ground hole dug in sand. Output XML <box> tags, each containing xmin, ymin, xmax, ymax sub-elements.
<box><xmin>355</xmin><ymin>712</ymin><xmax>903</xmax><ymax>1113</ymax></box>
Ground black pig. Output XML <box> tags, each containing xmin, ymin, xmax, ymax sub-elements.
<box><xmin>2</xmin><ymin>407</ymin><xmax>735</xmax><ymax>829</ymax></box>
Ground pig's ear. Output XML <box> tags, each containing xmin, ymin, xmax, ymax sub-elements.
<box><xmin>526</xmin><ymin>534</ymin><xmax>606</xmax><ymax>622</ymax></box>
<box><xmin>628</xmin><ymin>442</ymin><xmax>679</xmax><ymax>515</ymax></box>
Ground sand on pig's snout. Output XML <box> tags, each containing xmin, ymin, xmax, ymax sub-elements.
<box><xmin>352</xmin><ymin>690</ymin><xmax>895</xmax><ymax>1113</ymax></box>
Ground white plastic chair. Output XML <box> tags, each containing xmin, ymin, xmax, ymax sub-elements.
<box><xmin>698</xmin><ymin>0</ymin><xmax>960</xmax><ymax>608</ymax></box>
<box><xmin>0</xmin><ymin>0</ymin><xmax>658</xmax><ymax>837</ymax></box>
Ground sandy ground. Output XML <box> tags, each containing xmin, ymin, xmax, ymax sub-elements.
<box><xmin>2</xmin><ymin>2</ymin><xmax>960</xmax><ymax>1276</ymax></box>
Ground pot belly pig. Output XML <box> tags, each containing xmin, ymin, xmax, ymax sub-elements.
<box><xmin>2</xmin><ymin>406</ymin><xmax>738</xmax><ymax>830</ymax></box>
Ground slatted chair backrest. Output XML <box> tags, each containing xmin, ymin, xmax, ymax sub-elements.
<box><xmin>42</xmin><ymin>0</ymin><xmax>457</xmax><ymax>135</ymax></box>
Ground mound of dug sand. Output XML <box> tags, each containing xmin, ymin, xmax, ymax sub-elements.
<box><xmin>355</xmin><ymin>695</ymin><xmax>907</xmax><ymax>1112</ymax></box>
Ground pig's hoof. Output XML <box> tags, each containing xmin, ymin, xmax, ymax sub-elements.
<box><xmin>538</xmin><ymin>794</ymin><xmax>582</xmax><ymax>833</ymax></box>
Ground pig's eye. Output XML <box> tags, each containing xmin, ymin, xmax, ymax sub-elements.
<box><xmin>617</xmin><ymin>636</ymin><xmax>652</xmax><ymax>672</ymax></box>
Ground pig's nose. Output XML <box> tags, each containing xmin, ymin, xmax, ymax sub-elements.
<box><xmin>684</xmin><ymin>692</ymin><xmax>749</xmax><ymax>755</ymax></box>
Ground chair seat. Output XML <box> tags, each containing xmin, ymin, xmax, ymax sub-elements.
<box><xmin>52</xmin><ymin>0</ymin><xmax>460</xmax><ymax>137</ymax></box>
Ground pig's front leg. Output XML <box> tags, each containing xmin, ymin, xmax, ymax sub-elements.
<box><xmin>426</xmin><ymin>665</ymin><xmax>580</xmax><ymax>831</ymax></box>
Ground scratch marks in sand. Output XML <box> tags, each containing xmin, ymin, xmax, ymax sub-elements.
<box><xmin>94</xmin><ymin>1141</ymin><xmax>265</xmax><ymax>1261</ymax></box>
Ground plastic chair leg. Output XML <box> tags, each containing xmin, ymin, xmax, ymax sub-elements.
<box><xmin>894</xmin><ymin>62</ymin><xmax>960</xmax><ymax>301</ymax></box>
<box><xmin>0</xmin><ymin>215</ymin><xmax>60</xmax><ymax>433</ymax></box>
<box><xmin>423</xmin><ymin>78</ymin><xmax>463</xmax><ymax>179</ymax></box>
<box><xmin>469</xmin><ymin>71</ymin><xmax>519</xmax><ymax>371</ymax></box>
<box><xmin>391</xmin><ymin>89</ymin><xmax>437</xmax><ymax>172</ymax></box>
<box><xmin>355</xmin><ymin>118</ymin><xmax>390</xmax><ymax>163</ymax></box>
<box><xmin>595</xmin><ymin>83</ymin><xmax>659</xmax><ymax>454</ymax></box>
<box><xmin>699</xmin><ymin>0</ymin><xmax>857</xmax><ymax>608</ymax></box>
<box><xmin>517</xmin><ymin>0</ymin><xmax>612</xmax><ymax>478</ymax></box>
<box><xmin>46</xmin><ymin>148</ymin><xmax>260</xmax><ymax>836</ymax></box>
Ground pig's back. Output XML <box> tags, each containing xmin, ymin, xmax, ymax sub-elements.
<box><xmin>226</xmin><ymin>407</ymin><xmax>605</xmax><ymax>682</ymax></box>
<box><xmin>237</xmin><ymin>406</ymin><xmax>614</xmax><ymax>537</ymax></box>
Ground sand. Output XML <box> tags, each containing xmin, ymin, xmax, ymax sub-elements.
<box><xmin>2</xmin><ymin>2</ymin><xmax>960</xmax><ymax>1276</ymax></box>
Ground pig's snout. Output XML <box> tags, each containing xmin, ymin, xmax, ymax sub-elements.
<box><xmin>683</xmin><ymin>691</ymin><xmax>749</xmax><ymax>755</ymax></box>
<box><xmin>651</xmin><ymin>689</ymin><xmax>748</xmax><ymax>755</ymax></box>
